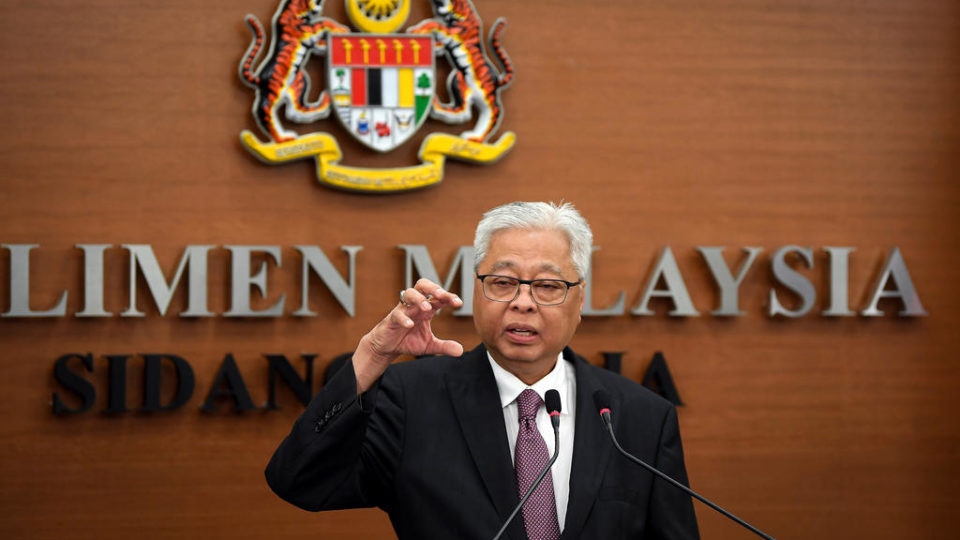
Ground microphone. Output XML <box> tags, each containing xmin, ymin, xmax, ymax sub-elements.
<box><xmin>491</xmin><ymin>389</ymin><xmax>562</xmax><ymax>540</ymax></box>
<box><xmin>593</xmin><ymin>390</ymin><xmax>776</xmax><ymax>540</ymax></box>
<box><xmin>545</xmin><ymin>388</ymin><xmax>562</xmax><ymax>430</ymax></box>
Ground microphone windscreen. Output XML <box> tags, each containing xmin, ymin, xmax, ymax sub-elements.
<box><xmin>545</xmin><ymin>389</ymin><xmax>562</xmax><ymax>414</ymax></box>
<box><xmin>593</xmin><ymin>389</ymin><xmax>613</xmax><ymax>413</ymax></box>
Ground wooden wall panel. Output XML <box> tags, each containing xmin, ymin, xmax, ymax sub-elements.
<box><xmin>0</xmin><ymin>0</ymin><xmax>958</xmax><ymax>538</ymax></box>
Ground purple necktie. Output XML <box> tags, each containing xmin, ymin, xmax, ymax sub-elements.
<box><xmin>514</xmin><ymin>389</ymin><xmax>560</xmax><ymax>540</ymax></box>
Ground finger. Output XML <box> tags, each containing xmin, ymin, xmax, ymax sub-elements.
<box><xmin>428</xmin><ymin>288</ymin><xmax>463</xmax><ymax>309</ymax></box>
<box><xmin>413</xmin><ymin>281</ymin><xmax>463</xmax><ymax>309</ymax></box>
<box><xmin>443</xmin><ymin>292</ymin><xmax>464</xmax><ymax>308</ymax></box>
<box><xmin>413</xmin><ymin>279</ymin><xmax>451</xmax><ymax>305</ymax></box>
<box><xmin>400</xmin><ymin>287</ymin><xmax>433</xmax><ymax>311</ymax></box>
<box><xmin>389</xmin><ymin>307</ymin><xmax>415</xmax><ymax>328</ymax></box>
<box><xmin>414</xmin><ymin>277</ymin><xmax>442</xmax><ymax>292</ymax></box>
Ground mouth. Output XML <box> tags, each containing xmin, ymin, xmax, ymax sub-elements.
<box><xmin>505</xmin><ymin>324</ymin><xmax>539</xmax><ymax>342</ymax></box>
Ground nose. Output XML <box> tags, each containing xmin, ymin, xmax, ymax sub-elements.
<box><xmin>509</xmin><ymin>283</ymin><xmax>538</xmax><ymax>311</ymax></box>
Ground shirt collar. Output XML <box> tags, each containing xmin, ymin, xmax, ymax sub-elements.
<box><xmin>487</xmin><ymin>350</ymin><xmax>572</xmax><ymax>416</ymax></box>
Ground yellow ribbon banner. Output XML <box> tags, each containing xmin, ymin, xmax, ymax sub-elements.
<box><xmin>239</xmin><ymin>130</ymin><xmax>516</xmax><ymax>193</ymax></box>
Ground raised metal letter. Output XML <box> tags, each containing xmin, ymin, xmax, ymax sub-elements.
<box><xmin>822</xmin><ymin>247</ymin><xmax>855</xmax><ymax>316</ymax></box>
<box><xmin>2</xmin><ymin>244</ymin><xmax>68</xmax><ymax>317</ymax></box>
<box><xmin>861</xmin><ymin>247</ymin><xmax>928</xmax><ymax>316</ymax></box>
<box><xmin>76</xmin><ymin>244</ymin><xmax>111</xmax><ymax>317</ymax></box>
<box><xmin>294</xmin><ymin>246</ymin><xmax>362</xmax><ymax>317</ymax></box>
<box><xmin>121</xmin><ymin>245</ymin><xmax>215</xmax><ymax>317</ymax></box>
<box><xmin>583</xmin><ymin>246</ymin><xmax>626</xmax><ymax>316</ymax></box>
<box><xmin>697</xmin><ymin>246</ymin><xmax>761</xmax><ymax>316</ymax></box>
<box><xmin>224</xmin><ymin>246</ymin><xmax>285</xmax><ymax>317</ymax></box>
<box><xmin>631</xmin><ymin>247</ymin><xmax>699</xmax><ymax>317</ymax></box>
<box><xmin>768</xmin><ymin>246</ymin><xmax>815</xmax><ymax>317</ymax></box>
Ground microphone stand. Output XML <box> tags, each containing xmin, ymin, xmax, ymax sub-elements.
<box><xmin>491</xmin><ymin>419</ymin><xmax>560</xmax><ymax>540</ymax></box>
<box><xmin>601</xmin><ymin>413</ymin><xmax>776</xmax><ymax>540</ymax></box>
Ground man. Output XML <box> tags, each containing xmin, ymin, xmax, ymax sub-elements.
<box><xmin>266</xmin><ymin>202</ymin><xmax>699</xmax><ymax>539</ymax></box>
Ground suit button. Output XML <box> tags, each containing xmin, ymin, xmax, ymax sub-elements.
<box><xmin>332</xmin><ymin>402</ymin><xmax>343</xmax><ymax>413</ymax></box>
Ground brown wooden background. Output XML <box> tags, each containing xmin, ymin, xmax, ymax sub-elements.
<box><xmin>1</xmin><ymin>0</ymin><xmax>958</xmax><ymax>538</ymax></box>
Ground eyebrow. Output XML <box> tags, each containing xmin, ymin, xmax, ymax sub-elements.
<box><xmin>488</xmin><ymin>261</ymin><xmax>565</xmax><ymax>275</ymax></box>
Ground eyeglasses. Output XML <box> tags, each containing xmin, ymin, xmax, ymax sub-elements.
<box><xmin>476</xmin><ymin>274</ymin><xmax>583</xmax><ymax>306</ymax></box>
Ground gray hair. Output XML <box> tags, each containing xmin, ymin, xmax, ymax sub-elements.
<box><xmin>473</xmin><ymin>201</ymin><xmax>593</xmax><ymax>279</ymax></box>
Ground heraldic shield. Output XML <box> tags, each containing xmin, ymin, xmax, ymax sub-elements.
<box><xmin>238</xmin><ymin>0</ymin><xmax>515</xmax><ymax>193</ymax></box>
<box><xmin>328</xmin><ymin>35</ymin><xmax>435</xmax><ymax>153</ymax></box>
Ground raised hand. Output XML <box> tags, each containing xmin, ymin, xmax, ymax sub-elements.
<box><xmin>353</xmin><ymin>278</ymin><xmax>464</xmax><ymax>392</ymax></box>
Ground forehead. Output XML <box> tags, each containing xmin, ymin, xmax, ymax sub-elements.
<box><xmin>480</xmin><ymin>228</ymin><xmax>574</xmax><ymax>274</ymax></box>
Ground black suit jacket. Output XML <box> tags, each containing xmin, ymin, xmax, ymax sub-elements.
<box><xmin>266</xmin><ymin>345</ymin><xmax>699</xmax><ymax>539</ymax></box>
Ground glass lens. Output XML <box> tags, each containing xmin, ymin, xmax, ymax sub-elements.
<box><xmin>531</xmin><ymin>280</ymin><xmax>567</xmax><ymax>304</ymax></box>
<box><xmin>484</xmin><ymin>275</ymin><xmax>519</xmax><ymax>301</ymax></box>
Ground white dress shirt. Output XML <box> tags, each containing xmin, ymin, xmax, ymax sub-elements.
<box><xmin>487</xmin><ymin>351</ymin><xmax>577</xmax><ymax>531</ymax></box>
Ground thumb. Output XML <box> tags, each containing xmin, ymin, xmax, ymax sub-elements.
<box><xmin>430</xmin><ymin>338</ymin><xmax>464</xmax><ymax>358</ymax></box>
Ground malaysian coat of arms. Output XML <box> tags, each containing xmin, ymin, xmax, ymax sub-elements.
<box><xmin>238</xmin><ymin>0</ymin><xmax>515</xmax><ymax>192</ymax></box>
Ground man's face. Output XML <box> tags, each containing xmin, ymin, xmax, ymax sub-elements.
<box><xmin>473</xmin><ymin>227</ymin><xmax>584</xmax><ymax>378</ymax></box>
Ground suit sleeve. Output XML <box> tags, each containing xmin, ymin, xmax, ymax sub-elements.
<box><xmin>646</xmin><ymin>405</ymin><xmax>701</xmax><ymax>539</ymax></box>
<box><xmin>264</xmin><ymin>358</ymin><xmax>404</xmax><ymax>512</ymax></box>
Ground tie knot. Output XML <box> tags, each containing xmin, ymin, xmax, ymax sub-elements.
<box><xmin>516</xmin><ymin>389</ymin><xmax>543</xmax><ymax>421</ymax></box>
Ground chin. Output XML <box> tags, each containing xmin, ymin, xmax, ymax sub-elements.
<box><xmin>496</xmin><ymin>343</ymin><xmax>547</xmax><ymax>365</ymax></box>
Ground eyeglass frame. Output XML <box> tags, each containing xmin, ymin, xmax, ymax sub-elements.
<box><xmin>475</xmin><ymin>273</ymin><xmax>584</xmax><ymax>306</ymax></box>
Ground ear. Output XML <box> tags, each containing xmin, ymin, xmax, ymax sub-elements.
<box><xmin>577</xmin><ymin>283</ymin><xmax>585</xmax><ymax>321</ymax></box>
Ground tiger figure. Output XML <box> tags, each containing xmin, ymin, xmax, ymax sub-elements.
<box><xmin>239</xmin><ymin>0</ymin><xmax>349</xmax><ymax>142</ymax></box>
<box><xmin>409</xmin><ymin>0</ymin><xmax>514</xmax><ymax>143</ymax></box>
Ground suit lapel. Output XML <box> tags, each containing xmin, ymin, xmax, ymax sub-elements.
<box><xmin>445</xmin><ymin>344</ymin><xmax>527</xmax><ymax>540</ymax></box>
<box><xmin>560</xmin><ymin>348</ymin><xmax>615</xmax><ymax>539</ymax></box>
